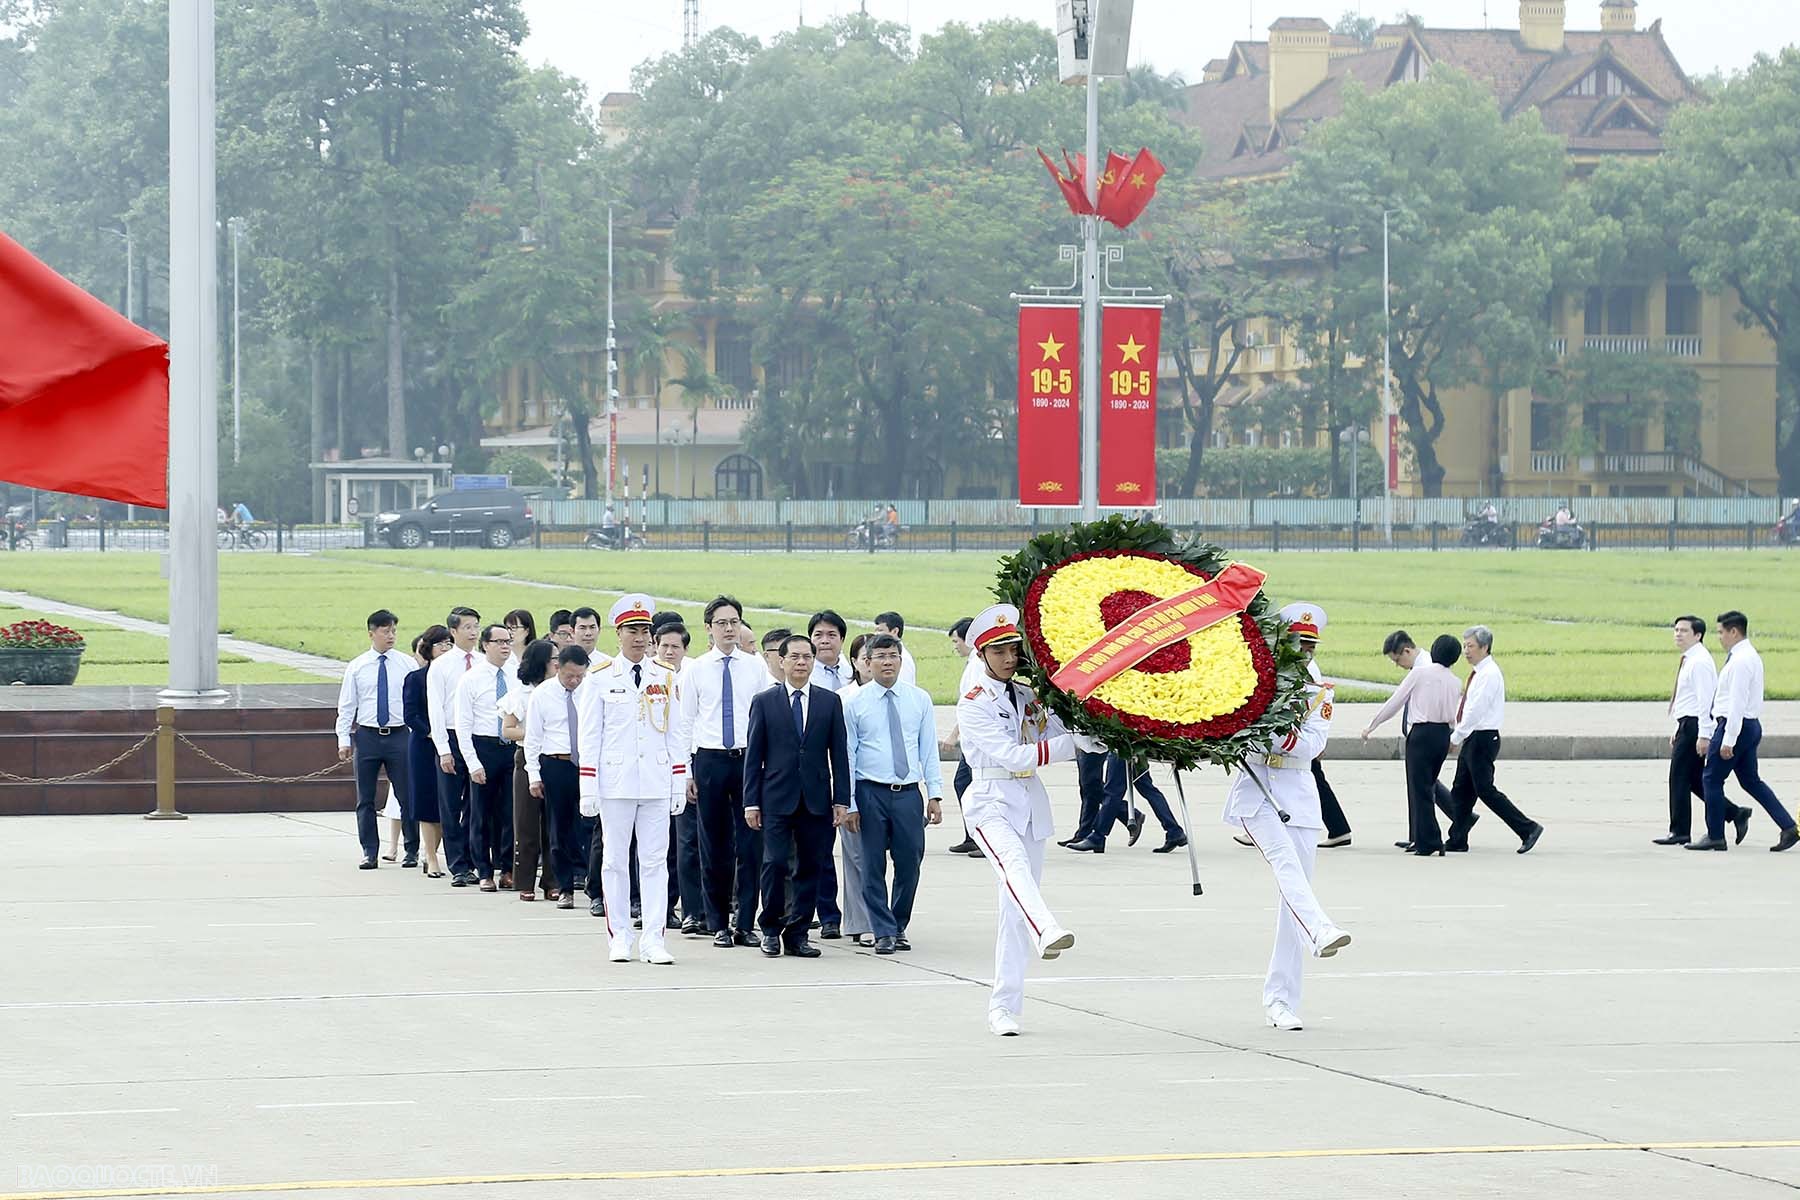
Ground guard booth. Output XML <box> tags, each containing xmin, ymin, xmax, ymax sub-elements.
<box><xmin>310</xmin><ymin>457</ymin><xmax>453</xmax><ymax>523</ymax></box>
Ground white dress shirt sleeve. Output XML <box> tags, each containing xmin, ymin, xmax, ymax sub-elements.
<box><xmin>1720</xmin><ymin>656</ymin><xmax>1751</xmax><ymax>749</ymax></box>
<box><xmin>335</xmin><ymin>655</ymin><xmax>361</xmax><ymax>749</ymax></box>
<box><xmin>915</xmin><ymin>688</ymin><xmax>944</xmax><ymax>798</ymax></box>
<box><xmin>427</xmin><ymin>656</ymin><xmax>453</xmax><ymax>758</ymax></box>
<box><xmin>1689</xmin><ymin>653</ymin><xmax>1718</xmax><ymax>732</ymax></box>
<box><xmin>524</xmin><ymin>686</ymin><xmax>547</xmax><ymax>785</ymax></box>
<box><xmin>1451</xmin><ymin>665</ymin><xmax>1499</xmax><ymax>746</ymax></box>
<box><xmin>679</xmin><ymin>657</ymin><xmax>701</xmax><ymax>758</ymax></box>
<box><xmin>454</xmin><ymin>671</ymin><xmax>480</xmax><ymax>767</ymax></box>
<box><xmin>898</xmin><ymin>644</ymin><xmax>918</xmax><ymax>688</ymax></box>
<box><xmin>1365</xmin><ymin>663</ymin><xmax>1421</xmax><ymax>733</ymax></box>
<box><xmin>577</xmin><ymin>677</ymin><xmax>603</xmax><ymax>815</ymax></box>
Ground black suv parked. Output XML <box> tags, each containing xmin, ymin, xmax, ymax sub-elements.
<box><xmin>374</xmin><ymin>488</ymin><xmax>535</xmax><ymax>549</ymax></box>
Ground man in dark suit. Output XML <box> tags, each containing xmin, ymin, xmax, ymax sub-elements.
<box><xmin>743</xmin><ymin>634</ymin><xmax>851</xmax><ymax>958</ymax></box>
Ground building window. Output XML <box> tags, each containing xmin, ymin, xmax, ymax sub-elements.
<box><xmin>715</xmin><ymin>323</ymin><xmax>755</xmax><ymax>397</ymax></box>
<box><xmin>714</xmin><ymin>454</ymin><xmax>763</xmax><ymax>500</ymax></box>
<box><xmin>1666</xmin><ymin>284</ymin><xmax>1701</xmax><ymax>337</ymax></box>
<box><xmin>1530</xmin><ymin>401</ymin><xmax>1560</xmax><ymax>451</ymax></box>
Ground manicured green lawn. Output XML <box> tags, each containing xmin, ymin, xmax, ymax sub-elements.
<box><xmin>0</xmin><ymin>600</ymin><xmax>315</xmax><ymax>685</ymax></box>
<box><xmin>4</xmin><ymin>548</ymin><xmax>1796</xmax><ymax>700</ymax></box>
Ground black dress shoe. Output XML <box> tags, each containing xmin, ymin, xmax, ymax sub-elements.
<box><xmin>1126</xmin><ymin>813</ymin><xmax>1146</xmax><ymax>847</ymax></box>
<box><xmin>1734</xmin><ymin>809</ymin><xmax>1753</xmax><ymax>845</ymax></box>
<box><xmin>760</xmin><ymin>933</ymin><xmax>782</xmax><ymax>957</ymax></box>
<box><xmin>966</xmin><ymin>843</ymin><xmax>985</xmax><ymax>858</ymax></box>
<box><xmin>873</xmin><ymin>935</ymin><xmax>897</xmax><ymax>955</ymax></box>
<box><xmin>1686</xmin><ymin>836</ymin><xmax>1728</xmax><ymax>851</ymax></box>
<box><xmin>1651</xmin><ymin>834</ymin><xmax>1689</xmax><ymax>846</ymax></box>
<box><xmin>894</xmin><ymin>935</ymin><xmax>912</xmax><ymax>952</ymax></box>
<box><xmin>713</xmin><ymin>929</ymin><xmax>736</xmax><ymax>947</ymax></box>
<box><xmin>1152</xmin><ymin>832</ymin><xmax>1189</xmax><ymax>854</ymax></box>
<box><xmin>947</xmin><ymin>838</ymin><xmax>979</xmax><ymax>855</ymax></box>
<box><xmin>733</xmin><ymin>930</ymin><xmax>760</xmax><ymax>947</ymax></box>
<box><xmin>1056</xmin><ymin>837</ymin><xmax>1079</xmax><ymax>848</ymax></box>
<box><xmin>783</xmin><ymin>936</ymin><xmax>822</xmax><ymax>958</ymax></box>
<box><xmin>1394</xmin><ymin>840</ymin><xmax>1415</xmax><ymax>851</ymax></box>
<box><xmin>1410</xmin><ymin>846</ymin><xmax>1445</xmax><ymax>857</ymax></box>
<box><xmin>400</xmin><ymin>856</ymin><xmax>418</xmax><ymax>868</ymax></box>
<box><xmin>358</xmin><ymin>858</ymin><xmax>377</xmax><ymax>870</ymax></box>
<box><xmin>1067</xmin><ymin>837</ymin><xmax>1104</xmax><ymax>853</ymax></box>
<box><xmin>1445</xmin><ymin>842</ymin><xmax>1469</xmax><ymax>853</ymax></box>
<box><xmin>589</xmin><ymin>898</ymin><xmax>605</xmax><ymax>917</ymax></box>
<box><xmin>819</xmin><ymin>923</ymin><xmax>842</xmax><ymax>940</ymax></box>
<box><xmin>681</xmin><ymin>916</ymin><xmax>706</xmax><ymax>937</ymax></box>
<box><xmin>450</xmin><ymin>873</ymin><xmax>469</xmax><ymax>887</ymax></box>
<box><xmin>1772</xmin><ymin>827</ymin><xmax>1799</xmax><ymax>853</ymax></box>
<box><xmin>1517</xmin><ymin>824</ymin><xmax>1544</xmax><ymax>854</ymax></box>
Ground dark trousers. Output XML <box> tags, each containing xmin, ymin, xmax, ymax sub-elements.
<box><xmin>1092</xmin><ymin>756</ymin><xmax>1183</xmax><ymax>842</ymax></box>
<box><xmin>815</xmin><ymin>831</ymin><xmax>841</xmax><ymax>925</ymax></box>
<box><xmin>1072</xmin><ymin>750</ymin><xmax>1110</xmax><ymax>841</ymax></box>
<box><xmin>1449</xmin><ymin>731</ymin><xmax>1535</xmax><ymax>844</ymax></box>
<box><xmin>469</xmin><ymin>737</ymin><xmax>514</xmax><ymax>879</ymax></box>
<box><xmin>353</xmin><ymin>726</ymin><xmax>413</xmax><ymax>860</ymax></box>
<box><xmin>539</xmin><ymin>757</ymin><xmax>580</xmax><ymax>891</ymax></box>
<box><xmin>666</xmin><ymin>816</ymin><xmax>682</xmax><ymax>925</ymax></box>
<box><xmin>952</xmin><ymin>754</ymin><xmax>973</xmax><ymax>839</ymax></box>
<box><xmin>760</xmin><ymin>805</ymin><xmax>834</xmax><ymax>936</ymax></box>
<box><xmin>674</xmin><ymin>803</ymin><xmax>705</xmax><ymax>924</ymax></box>
<box><xmin>511</xmin><ymin>747</ymin><xmax>552</xmax><ymax>895</ymax></box>
<box><xmin>1314</xmin><ymin>759</ymin><xmax>1351</xmax><ymax>839</ymax></box>
<box><xmin>695</xmin><ymin>748</ymin><xmax>759</xmax><ymax>933</ymax></box>
<box><xmin>1669</xmin><ymin>716</ymin><xmax>1716</xmax><ymax>839</ymax></box>
<box><xmin>1404</xmin><ymin>723</ymin><xmax>1452</xmax><ymax>851</ymax></box>
<box><xmin>858</xmin><ymin>780</ymin><xmax>926</xmax><ymax>940</ymax></box>
<box><xmin>1703</xmin><ymin>718</ymin><xmax>1795</xmax><ymax>841</ymax></box>
<box><xmin>436</xmin><ymin>736</ymin><xmax>473</xmax><ymax>877</ymax></box>
<box><xmin>571</xmin><ymin>814</ymin><xmax>596</xmax><ymax>885</ymax></box>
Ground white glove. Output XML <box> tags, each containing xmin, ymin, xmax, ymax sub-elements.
<box><xmin>1072</xmin><ymin>733</ymin><xmax>1107</xmax><ymax>754</ymax></box>
<box><xmin>579</xmin><ymin>792</ymin><xmax>601</xmax><ymax>819</ymax></box>
<box><xmin>669</xmin><ymin>791</ymin><xmax>687</xmax><ymax>817</ymax></box>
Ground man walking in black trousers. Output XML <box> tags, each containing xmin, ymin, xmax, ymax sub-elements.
<box><xmin>335</xmin><ymin>609</ymin><xmax>414</xmax><ymax>869</ymax></box>
<box><xmin>1448</xmin><ymin>626</ymin><xmax>1544</xmax><ymax>854</ymax></box>
<box><xmin>1364</xmin><ymin>632</ymin><xmax>1463</xmax><ymax>855</ymax></box>
<box><xmin>744</xmin><ymin>635</ymin><xmax>851</xmax><ymax>957</ymax></box>
<box><xmin>1657</xmin><ymin>615</ymin><xmax>1748</xmax><ymax>846</ymax></box>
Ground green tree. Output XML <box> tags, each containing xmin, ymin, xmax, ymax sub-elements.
<box><xmin>1271</xmin><ymin>71</ymin><xmax>1570</xmax><ymax>495</ymax></box>
<box><xmin>1658</xmin><ymin>49</ymin><xmax>1800</xmax><ymax>491</ymax></box>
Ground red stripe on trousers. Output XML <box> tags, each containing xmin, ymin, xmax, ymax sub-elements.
<box><xmin>1238</xmin><ymin>819</ymin><xmax>1316</xmax><ymax>943</ymax></box>
<box><xmin>974</xmin><ymin>824</ymin><xmax>1043</xmax><ymax>937</ymax></box>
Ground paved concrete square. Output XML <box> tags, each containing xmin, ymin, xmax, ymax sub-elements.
<box><xmin>4</xmin><ymin>756</ymin><xmax>1799</xmax><ymax>1199</ymax></box>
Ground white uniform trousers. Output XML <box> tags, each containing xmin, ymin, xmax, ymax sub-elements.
<box><xmin>1235</xmin><ymin>799</ymin><xmax>1328</xmax><ymax>1012</ymax></box>
<box><xmin>602</xmin><ymin>797</ymin><xmax>670</xmax><ymax>949</ymax></box>
<box><xmin>837</xmin><ymin>824</ymin><xmax>871</xmax><ymax>938</ymax></box>
<box><xmin>972</xmin><ymin>817</ymin><xmax>1055</xmax><ymax>1017</ymax></box>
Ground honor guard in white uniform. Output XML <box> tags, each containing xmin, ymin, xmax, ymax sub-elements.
<box><xmin>577</xmin><ymin>595</ymin><xmax>692</xmax><ymax>965</ymax></box>
<box><xmin>957</xmin><ymin>604</ymin><xmax>1097</xmax><ymax>1036</ymax></box>
<box><xmin>1224</xmin><ymin>601</ymin><xmax>1352</xmax><ymax>1031</ymax></box>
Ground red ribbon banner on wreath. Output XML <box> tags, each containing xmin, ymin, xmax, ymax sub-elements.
<box><xmin>1017</xmin><ymin>304</ymin><xmax>1081</xmax><ymax>507</ymax></box>
<box><xmin>1049</xmin><ymin>562</ymin><xmax>1267</xmax><ymax>699</ymax></box>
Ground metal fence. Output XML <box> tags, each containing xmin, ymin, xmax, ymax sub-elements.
<box><xmin>2</xmin><ymin>511</ymin><xmax>1793</xmax><ymax>555</ymax></box>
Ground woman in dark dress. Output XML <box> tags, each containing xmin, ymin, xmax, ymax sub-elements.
<box><xmin>404</xmin><ymin>625</ymin><xmax>454</xmax><ymax>878</ymax></box>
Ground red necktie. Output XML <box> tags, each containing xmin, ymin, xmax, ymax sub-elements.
<box><xmin>464</xmin><ymin>652</ymin><xmax>472</xmax><ymax>670</ymax></box>
<box><xmin>1668</xmin><ymin>658</ymin><xmax>1683</xmax><ymax>714</ymax></box>
<box><xmin>1456</xmin><ymin>671</ymin><xmax>1473</xmax><ymax>723</ymax></box>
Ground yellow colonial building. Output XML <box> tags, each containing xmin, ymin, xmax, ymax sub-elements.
<box><xmin>1171</xmin><ymin>0</ymin><xmax>1780</xmax><ymax>497</ymax></box>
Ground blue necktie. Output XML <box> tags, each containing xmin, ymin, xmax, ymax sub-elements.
<box><xmin>566</xmin><ymin>688</ymin><xmax>580</xmax><ymax>767</ymax></box>
<box><xmin>721</xmin><ymin>654</ymin><xmax>736</xmax><ymax>749</ymax></box>
<box><xmin>375</xmin><ymin>653</ymin><xmax>390</xmax><ymax>727</ymax></box>
<box><xmin>885</xmin><ymin>689</ymin><xmax>908</xmax><ymax>780</ymax></box>
<box><xmin>495</xmin><ymin>669</ymin><xmax>507</xmax><ymax>737</ymax></box>
<box><xmin>792</xmin><ymin>687</ymin><xmax>805</xmax><ymax>738</ymax></box>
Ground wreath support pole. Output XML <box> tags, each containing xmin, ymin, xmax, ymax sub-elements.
<box><xmin>1169</xmin><ymin>769</ymin><xmax>1202</xmax><ymax>897</ymax></box>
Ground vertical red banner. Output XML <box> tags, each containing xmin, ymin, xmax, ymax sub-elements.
<box><xmin>1387</xmin><ymin>412</ymin><xmax>1400</xmax><ymax>490</ymax></box>
<box><xmin>1099</xmin><ymin>304</ymin><xmax>1161</xmax><ymax>507</ymax></box>
<box><xmin>1017</xmin><ymin>305</ymin><xmax>1081</xmax><ymax>506</ymax></box>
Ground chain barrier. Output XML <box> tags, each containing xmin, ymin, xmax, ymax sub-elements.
<box><xmin>175</xmin><ymin>734</ymin><xmax>351</xmax><ymax>784</ymax></box>
<box><xmin>0</xmin><ymin>732</ymin><xmax>155</xmax><ymax>784</ymax></box>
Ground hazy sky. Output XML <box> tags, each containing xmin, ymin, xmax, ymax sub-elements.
<box><xmin>523</xmin><ymin>1</ymin><xmax>1787</xmax><ymax>100</ymax></box>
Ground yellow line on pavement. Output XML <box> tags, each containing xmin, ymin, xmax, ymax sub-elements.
<box><xmin>4</xmin><ymin>1139</ymin><xmax>1796</xmax><ymax>1200</ymax></box>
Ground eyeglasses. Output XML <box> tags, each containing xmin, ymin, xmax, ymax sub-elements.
<box><xmin>489</xmin><ymin>637</ymin><xmax>513</xmax><ymax>646</ymax></box>
<box><xmin>869</xmin><ymin>652</ymin><xmax>903</xmax><ymax>663</ymax></box>
<box><xmin>711</xmin><ymin>617</ymin><xmax>741</xmax><ymax>628</ymax></box>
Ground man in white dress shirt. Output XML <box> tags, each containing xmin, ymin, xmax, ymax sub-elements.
<box><xmin>454</xmin><ymin>623</ymin><xmax>517</xmax><ymax>891</ymax></box>
<box><xmin>873</xmin><ymin>611</ymin><xmax>918</xmax><ymax>688</ymax></box>
<box><xmin>1364</xmin><ymin>631</ymin><xmax>1461</xmax><ymax>855</ymax></box>
<box><xmin>1227</xmin><ymin>603</ymin><xmax>1352</xmax><ymax>1031</ymax></box>
<box><xmin>335</xmin><ymin>609</ymin><xmax>414</xmax><ymax>869</ymax></box>
<box><xmin>1657</xmin><ymin>615</ymin><xmax>1747</xmax><ymax>847</ymax></box>
<box><xmin>1691</xmin><ymin>611</ymin><xmax>1798</xmax><ymax>852</ymax></box>
<box><xmin>426</xmin><ymin>606</ymin><xmax>482</xmax><ymax>885</ymax></box>
<box><xmin>681</xmin><ymin>595</ymin><xmax>778</xmax><ymax>946</ymax></box>
<box><xmin>657</xmin><ymin>620</ymin><xmax>708</xmax><ymax>935</ymax></box>
<box><xmin>578</xmin><ymin>595</ymin><xmax>691</xmax><ymax>962</ymax></box>
<box><xmin>1447</xmin><ymin>626</ymin><xmax>1544</xmax><ymax>854</ymax></box>
<box><xmin>526</xmin><ymin>643</ymin><xmax>591</xmax><ymax>908</ymax></box>
<box><xmin>957</xmin><ymin>604</ymin><xmax>1087</xmax><ymax>1036</ymax></box>
<box><xmin>945</xmin><ymin>616</ymin><xmax>983</xmax><ymax>857</ymax></box>
<box><xmin>805</xmin><ymin>609</ymin><xmax>851</xmax><ymax>937</ymax></box>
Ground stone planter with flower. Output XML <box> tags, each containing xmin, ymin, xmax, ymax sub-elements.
<box><xmin>0</xmin><ymin>619</ymin><xmax>87</xmax><ymax>685</ymax></box>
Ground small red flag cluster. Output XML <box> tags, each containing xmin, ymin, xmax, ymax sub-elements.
<box><xmin>1036</xmin><ymin>146</ymin><xmax>1166</xmax><ymax>229</ymax></box>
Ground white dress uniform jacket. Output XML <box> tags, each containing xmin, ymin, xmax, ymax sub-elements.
<box><xmin>956</xmin><ymin>673</ymin><xmax>1081</xmax><ymax>839</ymax></box>
<box><xmin>1223</xmin><ymin>683</ymin><xmax>1333</xmax><ymax>830</ymax></box>
<box><xmin>575</xmin><ymin>654</ymin><xmax>691</xmax><ymax>814</ymax></box>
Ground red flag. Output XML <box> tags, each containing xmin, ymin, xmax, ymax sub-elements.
<box><xmin>1096</xmin><ymin>147</ymin><xmax>1166</xmax><ymax>229</ymax></box>
<box><xmin>1036</xmin><ymin>148</ymin><xmax>1092</xmax><ymax>216</ymax></box>
<box><xmin>0</xmin><ymin>232</ymin><xmax>169</xmax><ymax>507</ymax></box>
<box><xmin>1017</xmin><ymin>305</ymin><xmax>1081</xmax><ymax>506</ymax></box>
<box><xmin>1099</xmin><ymin>303</ymin><xmax>1161</xmax><ymax>507</ymax></box>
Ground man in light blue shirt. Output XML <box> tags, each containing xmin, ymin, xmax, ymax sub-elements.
<box><xmin>843</xmin><ymin>633</ymin><xmax>943</xmax><ymax>954</ymax></box>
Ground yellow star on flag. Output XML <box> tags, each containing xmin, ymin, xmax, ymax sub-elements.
<box><xmin>1117</xmin><ymin>334</ymin><xmax>1146</xmax><ymax>364</ymax></box>
<box><xmin>1130</xmin><ymin>171</ymin><xmax>1148</xmax><ymax>189</ymax></box>
<box><xmin>1038</xmin><ymin>332</ymin><xmax>1066</xmax><ymax>363</ymax></box>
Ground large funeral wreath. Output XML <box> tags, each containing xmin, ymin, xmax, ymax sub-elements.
<box><xmin>995</xmin><ymin>515</ymin><xmax>1313</xmax><ymax>772</ymax></box>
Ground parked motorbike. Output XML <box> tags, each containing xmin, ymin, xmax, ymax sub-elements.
<box><xmin>845</xmin><ymin>520</ymin><xmax>899</xmax><ymax>550</ymax></box>
<box><xmin>1777</xmin><ymin>507</ymin><xmax>1800</xmax><ymax>546</ymax></box>
<box><xmin>584</xmin><ymin>525</ymin><xmax>647</xmax><ymax>551</ymax></box>
<box><xmin>1536</xmin><ymin>518</ymin><xmax>1587</xmax><ymax>549</ymax></box>
<box><xmin>1461</xmin><ymin>516</ymin><xmax>1512</xmax><ymax>547</ymax></box>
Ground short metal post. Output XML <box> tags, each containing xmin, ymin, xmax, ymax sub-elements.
<box><xmin>1272</xmin><ymin>520</ymin><xmax>1281</xmax><ymax>553</ymax></box>
<box><xmin>1431</xmin><ymin>521</ymin><xmax>1439</xmax><ymax>551</ymax></box>
<box><xmin>146</xmin><ymin>705</ymin><xmax>187</xmax><ymax>820</ymax></box>
<box><xmin>1667</xmin><ymin>520</ymin><xmax>1676</xmax><ymax>552</ymax></box>
<box><xmin>785</xmin><ymin>521</ymin><xmax>794</xmax><ymax>553</ymax></box>
<box><xmin>98</xmin><ymin>520</ymin><xmax>107</xmax><ymax>552</ymax></box>
<box><xmin>361</xmin><ymin>517</ymin><xmax>373</xmax><ymax>548</ymax></box>
<box><xmin>275</xmin><ymin>519</ymin><xmax>284</xmax><ymax>554</ymax></box>
<box><xmin>1747</xmin><ymin>520</ymin><xmax>1755</xmax><ymax>551</ymax></box>
<box><xmin>950</xmin><ymin>519</ymin><xmax>958</xmax><ymax>553</ymax></box>
<box><xmin>702</xmin><ymin>520</ymin><xmax>710</xmax><ymax>552</ymax></box>
<box><xmin>1352</xmin><ymin>519</ymin><xmax>1361</xmax><ymax>552</ymax></box>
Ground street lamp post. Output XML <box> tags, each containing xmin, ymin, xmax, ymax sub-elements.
<box><xmin>100</xmin><ymin>226</ymin><xmax>134</xmax><ymax>323</ymax></box>
<box><xmin>605</xmin><ymin>205</ymin><xmax>618</xmax><ymax>512</ymax></box>
<box><xmin>1079</xmin><ymin>65</ymin><xmax>1101</xmax><ymax>522</ymax></box>
<box><xmin>1381</xmin><ymin>207</ymin><xmax>1399</xmax><ymax>543</ymax></box>
<box><xmin>229</xmin><ymin>215</ymin><xmax>244</xmax><ymax>465</ymax></box>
